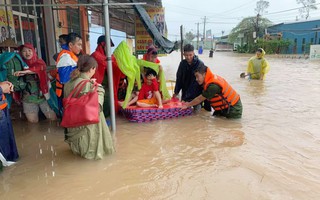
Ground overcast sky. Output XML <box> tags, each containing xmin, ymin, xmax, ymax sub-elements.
<box><xmin>162</xmin><ymin>0</ymin><xmax>320</xmax><ymax>40</ymax></box>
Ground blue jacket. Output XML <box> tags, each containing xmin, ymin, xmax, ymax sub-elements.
<box><xmin>0</xmin><ymin>87</ymin><xmax>19</xmax><ymax>162</ymax></box>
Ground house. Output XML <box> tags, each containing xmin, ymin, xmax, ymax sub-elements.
<box><xmin>267</xmin><ymin>19</ymin><xmax>320</xmax><ymax>54</ymax></box>
<box><xmin>214</xmin><ymin>35</ymin><xmax>233</xmax><ymax>51</ymax></box>
<box><xmin>1</xmin><ymin>0</ymin><xmax>169</xmax><ymax>65</ymax></box>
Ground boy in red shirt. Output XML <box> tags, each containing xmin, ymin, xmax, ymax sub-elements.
<box><xmin>137</xmin><ymin>68</ymin><xmax>164</xmax><ymax>108</ymax></box>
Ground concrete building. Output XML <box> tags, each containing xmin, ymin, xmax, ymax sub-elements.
<box><xmin>0</xmin><ymin>0</ymin><xmax>166</xmax><ymax>65</ymax></box>
<box><xmin>267</xmin><ymin>19</ymin><xmax>320</xmax><ymax>54</ymax></box>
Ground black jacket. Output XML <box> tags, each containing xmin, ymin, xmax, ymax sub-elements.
<box><xmin>174</xmin><ymin>55</ymin><xmax>204</xmax><ymax>101</ymax></box>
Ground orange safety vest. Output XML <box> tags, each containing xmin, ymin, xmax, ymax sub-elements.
<box><xmin>204</xmin><ymin>68</ymin><xmax>240</xmax><ymax>111</ymax></box>
<box><xmin>55</xmin><ymin>50</ymin><xmax>78</xmax><ymax>97</ymax></box>
<box><xmin>0</xmin><ymin>94</ymin><xmax>8</xmax><ymax>110</ymax></box>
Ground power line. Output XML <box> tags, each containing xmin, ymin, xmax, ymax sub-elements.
<box><xmin>164</xmin><ymin>2</ymin><xmax>320</xmax><ymax>24</ymax></box>
<box><xmin>213</xmin><ymin>0</ymin><xmax>256</xmax><ymax>16</ymax></box>
<box><xmin>166</xmin><ymin>19</ymin><xmax>200</xmax><ymax>23</ymax></box>
<box><xmin>203</xmin><ymin>21</ymin><xmax>238</xmax><ymax>25</ymax></box>
<box><xmin>164</xmin><ymin>7</ymin><xmax>208</xmax><ymax>17</ymax></box>
<box><xmin>267</xmin><ymin>9</ymin><xmax>320</xmax><ymax>23</ymax></box>
<box><xmin>165</xmin><ymin>2</ymin><xmax>320</xmax><ymax>38</ymax></box>
<box><xmin>165</xmin><ymin>8</ymin><xmax>242</xmax><ymax>20</ymax></box>
<box><xmin>164</xmin><ymin>0</ymin><xmax>257</xmax><ymax>18</ymax></box>
<box><xmin>265</xmin><ymin>3</ymin><xmax>320</xmax><ymax>16</ymax></box>
<box><xmin>163</xmin><ymin>2</ymin><xmax>220</xmax><ymax>16</ymax></box>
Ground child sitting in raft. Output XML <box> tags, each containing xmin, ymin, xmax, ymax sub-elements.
<box><xmin>118</xmin><ymin>64</ymin><xmax>164</xmax><ymax>108</ymax></box>
<box><xmin>136</xmin><ymin>68</ymin><xmax>169</xmax><ymax>109</ymax></box>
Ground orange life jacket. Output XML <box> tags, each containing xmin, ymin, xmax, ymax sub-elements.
<box><xmin>0</xmin><ymin>94</ymin><xmax>8</xmax><ymax>110</ymax></box>
<box><xmin>204</xmin><ymin>68</ymin><xmax>240</xmax><ymax>111</ymax></box>
<box><xmin>55</xmin><ymin>50</ymin><xmax>78</xmax><ymax>97</ymax></box>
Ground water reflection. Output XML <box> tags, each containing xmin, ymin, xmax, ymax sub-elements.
<box><xmin>245</xmin><ymin>80</ymin><xmax>267</xmax><ymax>97</ymax></box>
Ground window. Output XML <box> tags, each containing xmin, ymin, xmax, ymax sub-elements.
<box><xmin>11</xmin><ymin>0</ymin><xmax>35</xmax><ymax>15</ymax></box>
<box><xmin>311</xmin><ymin>38</ymin><xmax>314</xmax><ymax>44</ymax></box>
<box><xmin>21</xmin><ymin>16</ymin><xmax>36</xmax><ymax>46</ymax></box>
<box><xmin>11</xmin><ymin>0</ymin><xmax>20</xmax><ymax>12</ymax></box>
<box><xmin>9</xmin><ymin>0</ymin><xmax>42</xmax><ymax>59</ymax></box>
<box><xmin>302</xmin><ymin>38</ymin><xmax>305</xmax><ymax>52</ymax></box>
<box><xmin>13</xmin><ymin>15</ymin><xmax>22</xmax><ymax>45</ymax></box>
<box><xmin>20</xmin><ymin>0</ymin><xmax>35</xmax><ymax>15</ymax></box>
<box><xmin>293</xmin><ymin>38</ymin><xmax>297</xmax><ymax>54</ymax></box>
<box><xmin>67</xmin><ymin>8</ymin><xmax>81</xmax><ymax>34</ymax></box>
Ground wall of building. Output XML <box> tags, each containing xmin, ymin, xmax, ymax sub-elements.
<box><xmin>53</xmin><ymin>1</ymin><xmax>90</xmax><ymax>55</ymax></box>
<box><xmin>268</xmin><ymin>20</ymin><xmax>320</xmax><ymax>54</ymax></box>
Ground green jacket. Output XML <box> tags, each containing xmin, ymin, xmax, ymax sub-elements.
<box><xmin>63</xmin><ymin>73</ymin><xmax>115</xmax><ymax>160</ymax></box>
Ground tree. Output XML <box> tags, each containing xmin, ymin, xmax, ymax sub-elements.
<box><xmin>184</xmin><ymin>31</ymin><xmax>196</xmax><ymax>42</ymax></box>
<box><xmin>228</xmin><ymin>16</ymin><xmax>273</xmax><ymax>44</ymax></box>
<box><xmin>255</xmin><ymin>0</ymin><xmax>270</xmax><ymax>15</ymax></box>
<box><xmin>297</xmin><ymin>0</ymin><xmax>318</xmax><ymax>20</ymax></box>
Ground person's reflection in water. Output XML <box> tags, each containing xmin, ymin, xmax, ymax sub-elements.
<box><xmin>246</xmin><ymin>80</ymin><xmax>267</xmax><ymax>97</ymax></box>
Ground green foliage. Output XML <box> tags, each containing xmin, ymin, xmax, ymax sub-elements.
<box><xmin>236</xmin><ymin>39</ymin><xmax>292</xmax><ymax>54</ymax></box>
<box><xmin>235</xmin><ymin>44</ymin><xmax>248</xmax><ymax>53</ymax></box>
<box><xmin>228</xmin><ymin>16</ymin><xmax>273</xmax><ymax>43</ymax></box>
<box><xmin>184</xmin><ymin>31</ymin><xmax>196</xmax><ymax>43</ymax></box>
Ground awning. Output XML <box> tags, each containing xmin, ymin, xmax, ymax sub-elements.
<box><xmin>89</xmin><ymin>0</ymin><xmax>175</xmax><ymax>53</ymax></box>
<box><xmin>89</xmin><ymin>0</ymin><xmax>163</xmax><ymax>37</ymax></box>
<box><xmin>132</xmin><ymin>1</ymin><xmax>175</xmax><ymax>54</ymax></box>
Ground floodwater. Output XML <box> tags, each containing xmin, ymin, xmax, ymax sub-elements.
<box><xmin>1</xmin><ymin>51</ymin><xmax>320</xmax><ymax>200</ymax></box>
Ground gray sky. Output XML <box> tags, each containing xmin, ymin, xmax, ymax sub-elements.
<box><xmin>162</xmin><ymin>0</ymin><xmax>320</xmax><ymax>40</ymax></box>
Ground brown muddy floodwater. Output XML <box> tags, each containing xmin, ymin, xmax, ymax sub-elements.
<box><xmin>1</xmin><ymin>51</ymin><xmax>320</xmax><ymax>200</ymax></box>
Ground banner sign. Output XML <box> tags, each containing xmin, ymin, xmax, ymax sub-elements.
<box><xmin>135</xmin><ymin>7</ymin><xmax>167</xmax><ymax>55</ymax></box>
<box><xmin>310</xmin><ymin>45</ymin><xmax>320</xmax><ymax>60</ymax></box>
<box><xmin>0</xmin><ymin>8</ymin><xmax>16</xmax><ymax>43</ymax></box>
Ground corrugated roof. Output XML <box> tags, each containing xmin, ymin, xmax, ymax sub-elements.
<box><xmin>269</xmin><ymin>18</ymin><xmax>320</xmax><ymax>28</ymax></box>
<box><xmin>88</xmin><ymin>0</ymin><xmax>162</xmax><ymax>36</ymax></box>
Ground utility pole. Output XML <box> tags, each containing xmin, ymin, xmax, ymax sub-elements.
<box><xmin>202</xmin><ymin>16</ymin><xmax>207</xmax><ymax>41</ymax></box>
<box><xmin>103</xmin><ymin>0</ymin><xmax>116</xmax><ymax>132</ymax></box>
<box><xmin>180</xmin><ymin>25</ymin><xmax>183</xmax><ymax>61</ymax></box>
<box><xmin>196</xmin><ymin>22</ymin><xmax>199</xmax><ymax>50</ymax></box>
<box><xmin>255</xmin><ymin>13</ymin><xmax>260</xmax><ymax>42</ymax></box>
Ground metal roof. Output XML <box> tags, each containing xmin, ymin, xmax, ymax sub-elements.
<box><xmin>89</xmin><ymin>0</ymin><xmax>163</xmax><ymax>36</ymax></box>
<box><xmin>268</xmin><ymin>18</ymin><xmax>320</xmax><ymax>28</ymax></box>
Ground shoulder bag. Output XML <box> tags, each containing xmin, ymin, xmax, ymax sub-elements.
<box><xmin>60</xmin><ymin>80</ymin><xmax>99</xmax><ymax>128</ymax></box>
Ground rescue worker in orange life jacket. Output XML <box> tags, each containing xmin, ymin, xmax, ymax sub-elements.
<box><xmin>55</xmin><ymin>33</ymin><xmax>82</xmax><ymax>117</ymax></box>
<box><xmin>181</xmin><ymin>64</ymin><xmax>242</xmax><ymax>119</ymax></box>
